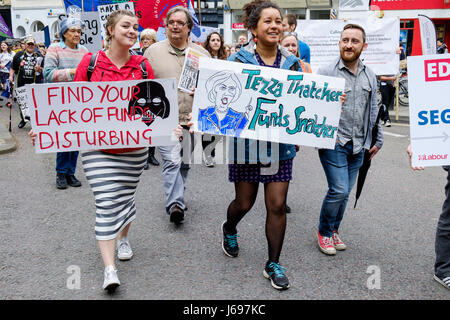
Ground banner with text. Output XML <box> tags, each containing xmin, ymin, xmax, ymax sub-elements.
<box><xmin>408</xmin><ymin>54</ymin><xmax>450</xmax><ymax>167</ymax></box>
<box><xmin>28</xmin><ymin>79</ymin><xmax>179</xmax><ymax>153</ymax></box>
<box><xmin>297</xmin><ymin>17</ymin><xmax>400</xmax><ymax>75</ymax></box>
<box><xmin>192</xmin><ymin>58</ymin><xmax>345</xmax><ymax>149</ymax></box>
<box><xmin>98</xmin><ymin>2</ymin><xmax>139</xmax><ymax>49</ymax></box>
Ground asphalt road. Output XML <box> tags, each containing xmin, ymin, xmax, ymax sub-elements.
<box><xmin>0</xmin><ymin>102</ymin><xmax>448</xmax><ymax>300</ymax></box>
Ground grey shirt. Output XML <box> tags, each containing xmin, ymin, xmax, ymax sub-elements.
<box><xmin>317</xmin><ymin>57</ymin><xmax>383</xmax><ymax>152</ymax></box>
<box><xmin>336</xmin><ymin>58</ymin><xmax>371</xmax><ymax>154</ymax></box>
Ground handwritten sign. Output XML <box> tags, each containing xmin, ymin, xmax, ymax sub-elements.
<box><xmin>408</xmin><ymin>54</ymin><xmax>450</xmax><ymax>167</ymax></box>
<box><xmin>27</xmin><ymin>79</ymin><xmax>179</xmax><ymax>153</ymax></box>
<box><xmin>80</xmin><ymin>11</ymin><xmax>102</xmax><ymax>52</ymax></box>
<box><xmin>98</xmin><ymin>2</ymin><xmax>139</xmax><ymax>49</ymax></box>
<box><xmin>192</xmin><ymin>58</ymin><xmax>345</xmax><ymax>149</ymax></box>
<box><xmin>16</xmin><ymin>86</ymin><xmax>30</xmax><ymax>120</ymax></box>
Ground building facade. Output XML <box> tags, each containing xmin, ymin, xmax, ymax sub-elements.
<box><xmin>11</xmin><ymin>0</ymin><xmax>64</xmax><ymax>40</ymax></box>
<box><xmin>223</xmin><ymin>0</ymin><xmax>335</xmax><ymax>45</ymax></box>
<box><xmin>339</xmin><ymin>0</ymin><xmax>450</xmax><ymax>56</ymax></box>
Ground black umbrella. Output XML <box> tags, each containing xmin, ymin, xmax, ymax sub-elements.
<box><xmin>353</xmin><ymin>104</ymin><xmax>384</xmax><ymax>209</ymax></box>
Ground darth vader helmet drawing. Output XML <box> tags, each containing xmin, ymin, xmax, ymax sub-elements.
<box><xmin>128</xmin><ymin>80</ymin><xmax>171</xmax><ymax>126</ymax></box>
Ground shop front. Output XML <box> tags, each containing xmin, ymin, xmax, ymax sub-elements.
<box><xmin>223</xmin><ymin>0</ymin><xmax>334</xmax><ymax>45</ymax></box>
<box><xmin>370</xmin><ymin>0</ymin><xmax>450</xmax><ymax>56</ymax></box>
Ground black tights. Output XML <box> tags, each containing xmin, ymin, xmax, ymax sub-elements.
<box><xmin>225</xmin><ymin>181</ymin><xmax>289</xmax><ymax>263</ymax></box>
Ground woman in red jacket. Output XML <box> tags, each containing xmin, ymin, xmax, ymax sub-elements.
<box><xmin>71</xmin><ymin>10</ymin><xmax>156</xmax><ymax>292</ymax></box>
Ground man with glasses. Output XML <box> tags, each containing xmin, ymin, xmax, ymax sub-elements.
<box><xmin>144</xmin><ymin>6</ymin><xmax>210</xmax><ymax>225</ymax></box>
<box><xmin>10</xmin><ymin>36</ymin><xmax>44</xmax><ymax>128</ymax></box>
<box><xmin>282</xmin><ymin>13</ymin><xmax>310</xmax><ymax>63</ymax></box>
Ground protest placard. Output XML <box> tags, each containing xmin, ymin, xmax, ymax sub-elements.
<box><xmin>97</xmin><ymin>1</ymin><xmax>139</xmax><ymax>49</ymax></box>
<box><xmin>408</xmin><ymin>54</ymin><xmax>450</xmax><ymax>167</ymax></box>
<box><xmin>297</xmin><ymin>17</ymin><xmax>399</xmax><ymax>75</ymax></box>
<box><xmin>27</xmin><ymin>79</ymin><xmax>179</xmax><ymax>153</ymax></box>
<box><xmin>80</xmin><ymin>11</ymin><xmax>103</xmax><ymax>52</ymax></box>
<box><xmin>192</xmin><ymin>58</ymin><xmax>345</xmax><ymax>150</ymax></box>
<box><xmin>15</xmin><ymin>86</ymin><xmax>30</xmax><ymax>121</ymax></box>
<box><xmin>178</xmin><ymin>47</ymin><xmax>206</xmax><ymax>94</ymax></box>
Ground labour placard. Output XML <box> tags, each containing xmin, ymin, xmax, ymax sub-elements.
<box><xmin>408</xmin><ymin>54</ymin><xmax>450</xmax><ymax>167</ymax></box>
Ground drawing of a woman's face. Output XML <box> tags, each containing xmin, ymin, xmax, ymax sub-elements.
<box><xmin>214</xmin><ymin>77</ymin><xmax>237</xmax><ymax>112</ymax></box>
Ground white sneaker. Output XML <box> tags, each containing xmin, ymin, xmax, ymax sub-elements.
<box><xmin>384</xmin><ymin>120</ymin><xmax>391</xmax><ymax>127</ymax></box>
<box><xmin>332</xmin><ymin>231</ymin><xmax>347</xmax><ymax>251</ymax></box>
<box><xmin>203</xmin><ymin>153</ymin><xmax>215</xmax><ymax>167</ymax></box>
<box><xmin>102</xmin><ymin>265</ymin><xmax>120</xmax><ymax>291</ymax></box>
<box><xmin>117</xmin><ymin>237</ymin><xmax>133</xmax><ymax>261</ymax></box>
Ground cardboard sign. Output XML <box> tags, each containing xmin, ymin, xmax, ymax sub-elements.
<box><xmin>98</xmin><ymin>2</ymin><xmax>139</xmax><ymax>49</ymax></box>
<box><xmin>408</xmin><ymin>54</ymin><xmax>450</xmax><ymax>167</ymax></box>
<box><xmin>192</xmin><ymin>58</ymin><xmax>345</xmax><ymax>149</ymax></box>
<box><xmin>27</xmin><ymin>79</ymin><xmax>179</xmax><ymax>153</ymax></box>
<box><xmin>16</xmin><ymin>86</ymin><xmax>30</xmax><ymax>121</ymax></box>
<box><xmin>80</xmin><ymin>11</ymin><xmax>103</xmax><ymax>52</ymax></box>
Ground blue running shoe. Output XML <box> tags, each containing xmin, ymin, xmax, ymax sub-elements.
<box><xmin>263</xmin><ymin>261</ymin><xmax>290</xmax><ymax>290</ymax></box>
<box><xmin>222</xmin><ymin>221</ymin><xmax>239</xmax><ymax>257</ymax></box>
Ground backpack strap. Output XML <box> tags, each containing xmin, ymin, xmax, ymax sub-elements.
<box><xmin>130</xmin><ymin>49</ymin><xmax>148</xmax><ymax>79</ymax></box>
<box><xmin>140</xmin><ymin>60</ymin><xmax>148</xmax><ymax>79</ymax></box>
<box><xmin>87</xmin><ymin>52</ymin><xmax>99</xmax><ymax>82</ymax></box>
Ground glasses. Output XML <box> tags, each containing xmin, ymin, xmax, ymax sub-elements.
<box><xmin>167</xmin><ymin>20</ymin><xmax>187</xmax><ymax>28</ymax></box>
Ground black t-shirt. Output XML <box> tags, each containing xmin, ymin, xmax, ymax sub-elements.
<box><xmin>11</xmin><ymin>50</ymin><xmax>44</xmax><ymax>87</ymax></box>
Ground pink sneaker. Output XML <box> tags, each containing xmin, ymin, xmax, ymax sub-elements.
<box><xmin>317</xmin><ymin>231</ymin><xmax>336</xmax><ymax>255</ymax></box>
<box><xmin>332</xmin><ymin>230</ymin><xmax>347</xmax><ymax>251</ymax></box>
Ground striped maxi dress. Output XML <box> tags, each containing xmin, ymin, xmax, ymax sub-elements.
<box><xmin>81</xmin><ymin>149</ymin><xmax>148</xmax><ymax>241</ymax></box>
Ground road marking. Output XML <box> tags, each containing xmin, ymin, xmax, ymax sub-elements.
<box><xmin>384</xmin><ymin>131</ymin><xmax>407</xmax><ymax>138</ymax></box>
<box><xmin>390</xmin><ymin>122</ymin><xmax>410</xmax><ymax>127</ymax></box>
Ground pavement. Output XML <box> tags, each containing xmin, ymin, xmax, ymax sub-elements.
<box><xmin>0</xmin><ymin>104</ymin><xmax>17</xmax><ymax>155</ymax></box>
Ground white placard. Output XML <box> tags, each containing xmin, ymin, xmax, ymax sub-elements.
<box><xmin>192</xmin><ymin>58</ymin><xmax>345</xmax><ymax>149</ymax></box>
<box><xmin>27</xmin><ymin>79</ymin><xmax>179</xmax><ymax>153</ymax></box>
<box><xmin>98</xmin><ymin>2</ymin><xmax>139</xmax><ymax>49</ymax></box>
<box><xmin>15</xmin><ymin>86</ymin><xmax>30</xmax><ymax>120</ymax></box>
<box><xmin>80</xmin><ymin>11</ymin><xmax>103</xmax><ymax>52</ymax></box>
<box><xmin>297</xmin><ymin>17</ymin><xmax>400</xmax><ymax>75</ymax></box>
<box><xmin>408</xmin><ymin>54</ymin><xmax>450</xmax><ymax>167</ymax></box>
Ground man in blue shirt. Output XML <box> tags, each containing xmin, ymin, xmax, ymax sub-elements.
<box><xmin>282</xmin><ymin>13</ymin><xmax>310</xmax><ymax>63</ymax></box>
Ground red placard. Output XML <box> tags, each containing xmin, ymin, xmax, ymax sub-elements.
<box><xmin>232</xmin><ymin>23</ymin><xmax>245</xmax><ymax>30</ymax></box>
<box><xmin>371</xmin><ymin>0</ymin><xmax>449</xmax><ymax>10</ymax></box>
<box><xmin>135</xmin><ymin>0</ymin><xmax>189</xmax><ymax>30</ymax></box>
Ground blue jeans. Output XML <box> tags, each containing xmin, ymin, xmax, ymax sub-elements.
<box><xmin>56</xmin><ymin>151</ymin><xmax>79</xmax><ymax>175</ymax></box>
<box><xmin>318</xmin><ymin>142</ymin><xmax>364</xmax><ymax>237</ymax></box>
